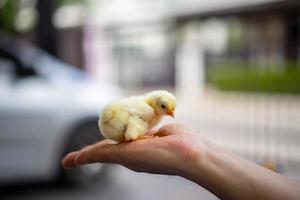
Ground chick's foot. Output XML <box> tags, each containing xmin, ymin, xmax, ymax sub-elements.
<box><xmin>137</xmin><ymin>134</ymin><xmax>159</xmax><ymax>140</ymax></box>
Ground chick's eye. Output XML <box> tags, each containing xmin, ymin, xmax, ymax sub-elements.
<box><xmin>161</xmin><ymin>104</ymin><xmax>166</xmax><ymax>109</ymax></box>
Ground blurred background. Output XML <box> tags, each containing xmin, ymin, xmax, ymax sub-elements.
<box><xmin>0</xmin><ymin>0</ymin><xmax>300</xmax><ymax>199</ymax></box>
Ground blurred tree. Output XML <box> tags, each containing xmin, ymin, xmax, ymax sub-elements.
<box><xmin>0</xmin><ymin>0</ymin><xmax>19</xmax><ymax>33</ymax></box>
<box><xmin>0</xmin><ymin>0</ymin><xmax>38</xmax><ymax>34</ymax></box>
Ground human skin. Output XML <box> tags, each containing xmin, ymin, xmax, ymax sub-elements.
<box><xmin>62</xmin><ymin>123</ymin><xmax>300</xmax><ymax>200</ymax></box>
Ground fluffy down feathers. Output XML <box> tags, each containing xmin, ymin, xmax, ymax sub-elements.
<box><xmin>98</xmin><ymin>90</ymin><xmax>176</xmax><ymax>142</ymax></box>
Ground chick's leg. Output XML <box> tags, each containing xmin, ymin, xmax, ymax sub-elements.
<box><xmin>125</xmin><ymin>116</ymin><xmax>149</xmax><ymax>141</ymax></box>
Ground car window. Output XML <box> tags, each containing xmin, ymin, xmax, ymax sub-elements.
<box><xmin>0</xmin><ymin>48</ymin><xmax>36</xmax><ymax>79</ymax></box>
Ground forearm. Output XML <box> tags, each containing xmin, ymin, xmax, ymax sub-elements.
<box><xmin>183</xmin><ymin>141</ymin><xmax>300</xmax><ymax>200</ymax></box>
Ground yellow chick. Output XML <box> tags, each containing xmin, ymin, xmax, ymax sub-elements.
<box><xmin>98</xmin><ymin>90</ymin><xmax>176</xmax><ymax>142</ymax></box>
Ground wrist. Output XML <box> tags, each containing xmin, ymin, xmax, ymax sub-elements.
<box><xmin>178</xmin><ymin>136</ymin><xmax>300</xmax><ymax>200</ymax></box>
<box><xmin>181</xmin><ymin>139</ymin><xmax>243</xmax><ymax>199</ymax></box>
<box><xmin>183</xmin><ymin>139</ymin><xmax>217</xmax><ymax>182</ymax></box>
<box><xmin>179</xmin><ymin>137</ymin><xmax>216</xmax><ymax>183</ymax></box>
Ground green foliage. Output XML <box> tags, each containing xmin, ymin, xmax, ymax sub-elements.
<box><xmin>208</xmin><ymin>63</ymin><xmax>300</xmax><ymax>95</ymax></box>
<box><xmin>0</xmin><ymin>0</ymin><xmax>19</xmax><ymax>33</ymax></box>
<box><xmin>56</xmin><ymin>0</ymin><xmax>86</xmax><ymax>7</ymax></box>
<box><xmin>0</xmin><ymin>0</ymin><xmax>86</xmax><ymax>33</ymax></box>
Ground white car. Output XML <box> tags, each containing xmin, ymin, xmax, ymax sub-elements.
<box><xmin>0</xmin><ymin>33</ymin><xmax>122</xmax><ymax>185</ymax></box>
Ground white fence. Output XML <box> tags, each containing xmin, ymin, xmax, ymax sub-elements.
<box><xmin>175</xmin><ymin>89</ymin><xmax>300</xmax><ymax>177</ymax></box>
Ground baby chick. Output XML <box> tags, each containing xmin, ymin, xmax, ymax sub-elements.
<box><xmin>99</xmin><ymin>90</ymin><xmax>176</xmax><ymax>142</ymax></box>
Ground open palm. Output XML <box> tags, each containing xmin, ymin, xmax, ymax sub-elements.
<box><xmin>62</xmin><ymin>123</ymin><xmax>205</xmax><ymax>176</ymax></box>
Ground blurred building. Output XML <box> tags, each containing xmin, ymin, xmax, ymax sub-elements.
<box><xmin>2</xmin><ymin>0</ymin><xmax>299</xmax><ymax>86</ymax></box>
<box><xmin>84</xmin><ymin>0</ymin><xmax>300</xmax><ymax>90</ymax></box>
<box><xmin>175</xmin><ymin>0</ymin><xmax>300</xmax><ymax>68</ymax></box>
<box><xmin>84</xmin><ymin>0</ymin><xmax>175</xmax><ymax>88</ymax></box>
<box><xmin>53</xmin><ymin>3</ymin><xmax>86</xmax><ymax>68</ymax></box>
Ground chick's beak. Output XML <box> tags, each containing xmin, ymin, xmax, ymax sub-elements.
<box><xmin>167</xmin><ymin>110</ymin><xmax>175</xmax><ymax>118</ymax></box>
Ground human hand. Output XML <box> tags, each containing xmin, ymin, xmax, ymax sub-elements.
<box><xmin>62</xmin><ymin>123</ymin><xmax>300</xmax><ymax>200</ymax></box>
<box><xmin>62</xmin><ymin>123</ymin><xmax>207</xmax><ymax>177</ymax></box>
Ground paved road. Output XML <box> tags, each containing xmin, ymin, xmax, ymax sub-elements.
<box><xmin>0</xmin><ymin>165</ymin><xmax>218</xmax><ymax>200</ymax></box>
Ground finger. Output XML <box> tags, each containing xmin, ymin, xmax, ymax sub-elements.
<box><xmin>74</xmin><ymin>140</ymin><xmax>121</xmax><ymax>166</ymax></box>
<box><xmin>62</xmin><ymin>151</ymin><xmax>80</xmax><ymax>169</ymax></box>
<box><xmin>62</xmin><ymin>139</ymin><xmax>116</xmax><ymax>169</ymax></box>
<box><xmin>155</xmin><ymin>123</ymin><xmax>191</xmax><ymax>137</ymax></box>
<box><xmin>154</xmin><ymin>124</ymin><xmax>177</xmax><ymax>137</ymax></box>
